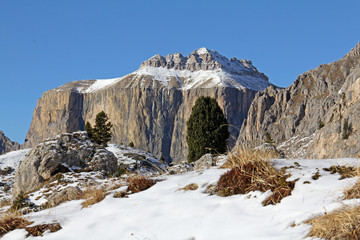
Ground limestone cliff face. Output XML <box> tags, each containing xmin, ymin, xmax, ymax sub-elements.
<box><xmin>238</xmin><ymin>42</ymin><xmax>360</xmax><ymax>158</ymax></box>
<box><xmin>25</xmin><ymin>48</ymin><xmax>269</xmax><ymax>162</ymax></box>
<box><xmin>0</xmin><ymin>131</ymin><xmax>20</xmax><ymax>155</ymax></box>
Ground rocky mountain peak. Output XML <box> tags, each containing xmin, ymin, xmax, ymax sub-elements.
<box><xmin>345</xmin><ymin>41</ymin><xmax>360</xmax><ymax>58</ymax></box>
<box><xmin>0</xmin><ymin>130</ymin><xmax>20</xmax><ymax>155</ymax></box>
<box><xmin>139</xmin><ymin>48</ymin><xmax>267</xmax><ymax>78</ymax></box>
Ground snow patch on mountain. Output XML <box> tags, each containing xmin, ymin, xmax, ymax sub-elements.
<box><xmin>85</xmin><ymin>77</ymin><xmax>122</xmax><ymax>93</ymax></box>
<box><xmin>135</xmin><ymin>66</ymin><xmax>269</xmax><ymax>91</ymax></box>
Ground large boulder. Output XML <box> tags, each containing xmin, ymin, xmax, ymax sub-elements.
<box><xmin>12</xmin><ymin>132</ymin><xmax>117</xmax><ymax>197</ymax></box>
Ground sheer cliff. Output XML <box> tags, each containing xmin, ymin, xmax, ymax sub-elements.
<box><xmin>24</xmin><ymin>48</ymin><xmax>270</xmax><ymax>162</ymax></box>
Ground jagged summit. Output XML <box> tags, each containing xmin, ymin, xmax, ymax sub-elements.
<box><xmin>140</xmin><ymin>47</ymin><xmax>266</xmax><ymax>76</ymax></box>
<box><xmin>136</xmin><ymin>47</ymin><xmax>270</xmax><ymax>91</ymax></box>
<box><xmin>345</xmin><ymin>41</ymin><xmax>360</xmax><ymax>58</ymax></box>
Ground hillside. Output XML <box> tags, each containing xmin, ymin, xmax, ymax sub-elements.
<box><xmin>1</xmin><ymin>148</ymin><xmax>360</xmax><ymax>239</ymax></box>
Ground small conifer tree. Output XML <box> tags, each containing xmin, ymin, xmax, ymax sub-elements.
<box><xmin>342</xmin><ymin>118</ymin><xmax>350</xmax><ymax>139</ymax></box>
<box><xmin>264</xmin><ymin>132</ymin><xmax>274</xmax><ymax>143</ymax></box>
<box><xmin>186</xmin><ymin>96</ymin><xmax>229</xmax><ymax>163</ymax></box>
<box><xmin>84</xmin><ymin>121</ymin><xmax>93</xmax><ymax>139</ymax></box>
<box><xmin>318</xmin><ymin>119</ymin><xmax>325</xmax><ymax>129</ymax></box>
<box><xmin>85</xmin><ymin>111</ymin><xmax>113</xmax><ymax>146</ymax></box>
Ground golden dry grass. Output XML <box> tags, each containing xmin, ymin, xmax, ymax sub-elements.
<box><xmin>127</xmin><ymin>176</ymin><xmax>155</xmax><ymax>193</ymax></box>
<box><xmin>222</xmin><ymin>145</ymin><xmax>279</xmax><ymax>169</ymax></box>
<box><xmin>0</xmin><ymin>211</ymin><xmax>32</xmax><ymax>237</ymax></box>
<box><xmin>0</xmin><ymin>199</ymin><xmax>11</xmax><ymax>208</ymax></box>
<box><xmin>342</xmin><ymin>166</ymin><xmax>360</xmax><ymax>200</ymax></box>
<box><xmin>80</xmin><ymin>187</ymin><xmax>107</xmax><ymax>208</ymax></box>
<box><xmin>306</xmin><ymin>205</ymin><xmax>360</xmax><ymax>240</ymax></box>
<box><xmin>217</xmin><ymin>145</ymin><xmax>294</xmax><ymax>205</ymax></box>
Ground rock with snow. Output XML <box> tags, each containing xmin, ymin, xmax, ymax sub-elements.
<box><xmin>0</xmin><ymin>130</ymin><xmax>20</xmax><ymax>155</ymax></box>
<box><xmin>193</xmin><ymin>154</ymin><xmax>216</xmax><ymax>171</ymax></box>
<box><xmin>12</xmin><ymin>132</ymin><xmax>117</xmax><ymax>197</ymax></box>
<box><xmin>106</xmin><ymin>144</ymin><xmax>167</xmax><ymax>175</ymax></box>
<box><xmin>47</xmin><ymin>186</ymin><xmax>82</xmax><ymax>207</ymax></box>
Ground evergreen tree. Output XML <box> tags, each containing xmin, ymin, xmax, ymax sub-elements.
<box><xmin>264</xmin><ymin>132</ymin><xmax>274</xmax><ymax>143</ymax></box>
<box><xmin>186</xmin><ymin>96</ymin><xmax>229</xmax><ymax>163</ymax></box>
<box><xmin>85</xmin><ymin>111</ymin><xmax>113</xmax><ymax>146</ymax></box>
<box><xmin>342</xmin><ymin>118</ymin><xmax>350</xmax><ymax>139</ymax></box>
<box><xmin>84</xmin><ymin>121</ymin><xmax>93</xmax><ymax>139</ymax></box>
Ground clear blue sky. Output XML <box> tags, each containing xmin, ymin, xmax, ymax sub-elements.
<box><xmin>1</xmin><ymin>0</ymin><xmax>359</xmax><ymax>143</ymax></box>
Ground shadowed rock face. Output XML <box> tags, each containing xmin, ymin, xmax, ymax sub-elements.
<box><xmin>24</xmin><ymin>48</ymin><xmax>270</xmax><ymax>163</ymax></box>
<box><xmin>238</xmin><ymin>42</ymin><xmax>360</xmax><ymax>159</ymax></box>
<box><xmin>0</xmin><ymin>131</ymin><xmax>20</xmax><ymax>155</ymax></box>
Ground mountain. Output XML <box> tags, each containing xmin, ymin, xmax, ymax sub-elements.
<box><xmin>24</xmin><ymin>48</ymin><xmax>271</xmax><ymax>162</ymax></box>
<box><xmin>0</xmin><ymin>130</ymin><xmax>20</xmax><ymax>155</ymax></box>
<box><xmin>238</xmin><ymin>42</ymin><xmax>360</xmax><ymax>158</ymax></box>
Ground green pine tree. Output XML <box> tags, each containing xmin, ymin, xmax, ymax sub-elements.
<box><xmin>85</xmin><ymin>111</ymin><xmax>113</xmax><ymax>146</ymax></box>
<box><xmin>342</xmin><ymin>118</ymin><xmax>350</xmax><ymax>139</ymax></box>
<box><xmin>84</xmin><ymin>121</ymin><xmax>93</xmax><ymax>139</ymax></box>
<box><xmin>264</xmin><ymin>132</ymin><xmax>274</xmax><ymax>143</ymax></box>
<box><xmin>186</xmin><ymin>96</ymin><xmax>230</xmax><ymax>163</ymax></box>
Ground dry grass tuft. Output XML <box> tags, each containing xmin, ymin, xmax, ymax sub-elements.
<box><xmin>25</xmin><ymin>223</ymin><xmax>62</xmax><ymax>237</ymax></box>
<box><xmin>306</xmin><ymin>205</ymin><xmax>360</xmax><ymax>240</ymax></box>
<box><xmin>343</xmin><ymin>167</ymin><xmax>360</xmax><ymax>200</ymax></box>
<box><xmin>0</xmin><ymin>199</ymin><xmax>11</xmax><ymax>208</ymax></box>
<box><xmin>217</xmin><ymin>145</ymin><xmax>295</xmax><ymax>205</ymax></box>
<box><xmin>181</xmin><ymin>183</ymin><xmax>199</xmax><ymax>191</ymax></box>
<box><xmin>323</xmin><ymin>165</ymin><xmax>359</xmax><ymax>179</ymax></box>
<box><xmin>344</xmin><ymin>181</ymin><xmax>360</xmax><ymax>199</ymax></box>
<box><xmin>222</xmin><ymin>145</ymin><xmax>279</xmax><ymax>169</ymax></box>
<box><xmin>80</xmin><ymin>187</ymin><xmax>107</xmax><ymax>208</ymax></box>
<box><xmin>127</xmin><ymin>176</ymin><xmax>155</xmax><ymax>193</ymax></box>
<box><xmin>0</xmin><ymin>211</ymin><xmax>32</xmax><ymax>237</ymax></box>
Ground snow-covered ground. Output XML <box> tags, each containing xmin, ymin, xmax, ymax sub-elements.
<box><xmin>1</xmin><ymin>149</ymin><xmax>360</xmax><ymax>239</ymax></box>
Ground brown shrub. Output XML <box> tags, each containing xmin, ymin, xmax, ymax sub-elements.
<box><xmin>306</xmin><ymin>205</ymin><xmax>360</xmax><ymax>240</ymax></box>
<box><xmin>127</xmin><ymin>176</ymin><xmax>155</xmax><ymax>193</ymax></box>
<box><xmin>80</xmin><ymin>188</ymin><xmax>107</xmax><ymax>208</ymax></box>
<box><xmin>0</xmin><ymin>212</ymin><xmax>32</xmax><ymax>237</ymax></box>
<box><xmin>217</xmin><ymin>146</ymin><xmax>295</xmax><ymax>205</ymax></box>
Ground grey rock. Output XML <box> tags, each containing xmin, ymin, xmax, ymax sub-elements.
<box><xmin>238</xmin><ymin>42</ymin><xmax>360</xmax><ymax>159</ymax></box>
<box><xmin>193</xmin><ymin>154</ymin><xmax>216</xmax><ymax>170</ymax></box>
<box><xmin>47</xmin><ymin>186</ymin><xmax>82</xmax><ymax>206</ymax></box>
<box><xmin>0</xmin><ymin>130</ymin><xmax>20</xmax><ymax>155</ymax></box>
<box><xmin>13</xmin><ymin>132</ymin><xmax>117</xmax><ymax>197</ymax></box>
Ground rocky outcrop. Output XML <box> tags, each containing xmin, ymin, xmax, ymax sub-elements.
<box><xmin>13</xmin><ymin>132</ymin><xmax>117</xmax><ymax>197</ymax></box>
<box><xmin>24</xmin><ymin>48</ymin><xmax>271</xmax><ymax>163</ymax></box>
<box><xmin>47</xmin><ymin>186</ymin><xmax>82</xmax><ymax>207</ymax></box>
<box><xmin>0</xmin><ymin>131</ymin><xmax>20</xmax><ymax>155</ymax></box>
<box><xmin>238</xmin><ymin>42</ymin><xmax>360</xmax><ymax>159</ymax></box>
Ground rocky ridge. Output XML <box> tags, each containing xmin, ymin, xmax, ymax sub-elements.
<box><xmin>238</xmin><ymin>42</ymin><xmax>360</xmax><ymax>159</ymax></box>
<box><xmin>24</xmin><ymin>48</ymin><xmax>271</xmax><ymax>163</ymax></box>
<box><xmin>0</xmin><ymin>131</ymin><xmax>20</xmax><ymax>155</ymax></box>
